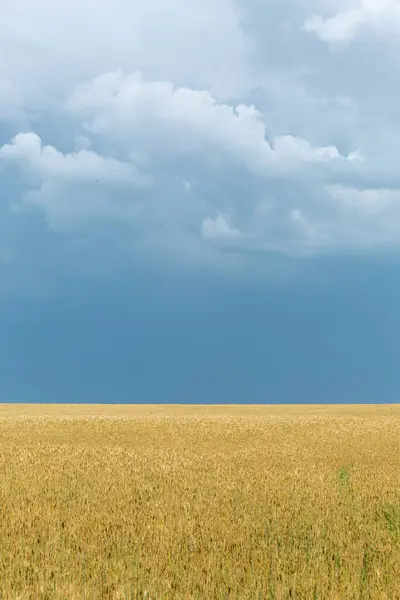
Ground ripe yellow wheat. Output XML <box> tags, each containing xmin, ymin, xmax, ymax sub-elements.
<box><xmin>0</xmin><ymin>404</ymin><xmax>399</xmax><ymax>599</ymax></box>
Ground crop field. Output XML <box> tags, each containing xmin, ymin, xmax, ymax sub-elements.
<box><xmin>0</xmin><ymin>404</ymin><xmax>399</xmax><ymax>599</ymax></box>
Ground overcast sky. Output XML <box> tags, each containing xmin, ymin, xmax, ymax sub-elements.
<box><xmin>1</xmin><ymin>0</ymin><xmax>400</xmax><ymax>403</ymax></box>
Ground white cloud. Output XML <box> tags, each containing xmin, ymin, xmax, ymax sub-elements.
<box><xmin>68</xmin><ymin>70</ymin><xmax>355</xmax><ymax>174</ymax></box>
<box><xmin>0</xmin><ymin>0</ymin><xmax>249</xmax><ymax>117</ymax></box>
<box><xmin>304</xmin><ymin>0</ymin><xmax>400</xmax><ymax>45</ymax></box>
<box><xmin>0</xmin><ymin>70</ymin><xmax>362</xmax><ymax>253</ymax></box>
<box><xmin>0</xmin><ymin>133</ymin><xmax>150</xmax><ymax>230</ymax></box>
<box><xmin>283</xmin><ymin>185</ymin><xmax>400</xmax><ymax>252</ymax></box>
<box><xmin>1</xmin><ymin>0</ymin><xmax>400</xmax><ymax>268</ymax></box>
<box><xmin>326</xmin><ymin>184</ymin><xmax>400</xmax><ymax>219</ymax></box>
<box><xmin>201</xmin><ymin>215</ymin><xmax>241</xmax><ymax>240</ymax></box>
<box><xmin>271</xmin><ymin>135</ymin><xmax>341</xmax><ymax>163</ymax></box>
<box><xmin>0</xmin><ymin>133</ymin><xmax>146</xmax><ymax>185</ymax></box>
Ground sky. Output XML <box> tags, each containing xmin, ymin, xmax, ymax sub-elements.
<box><xmin>1</xmin><ymin>0</ymin><xmax>400</xmax><ymax>403</ymax></box>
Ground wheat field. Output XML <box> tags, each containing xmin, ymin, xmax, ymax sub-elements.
<box><xmin>0</xmin><ymin>404</ymin><xmax>399</xmax><ymax>599</ymax></box>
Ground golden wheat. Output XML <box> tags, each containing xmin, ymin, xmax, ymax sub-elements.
<box><xmin>0</xmin><ymin>404</ymin><xmax>398</xmax><ymax>599</ymax></box>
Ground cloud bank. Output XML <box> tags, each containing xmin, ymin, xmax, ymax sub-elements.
<box><xmin>1</xmin><ymin>0</ymin><xmax>400</xmax><ymax>274</ymax></box>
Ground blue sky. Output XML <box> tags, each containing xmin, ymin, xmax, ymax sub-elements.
<box><xmin>1</xmin><ymin>0</ymin><xmax>400</xmax><ymax>403</ymax></box>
